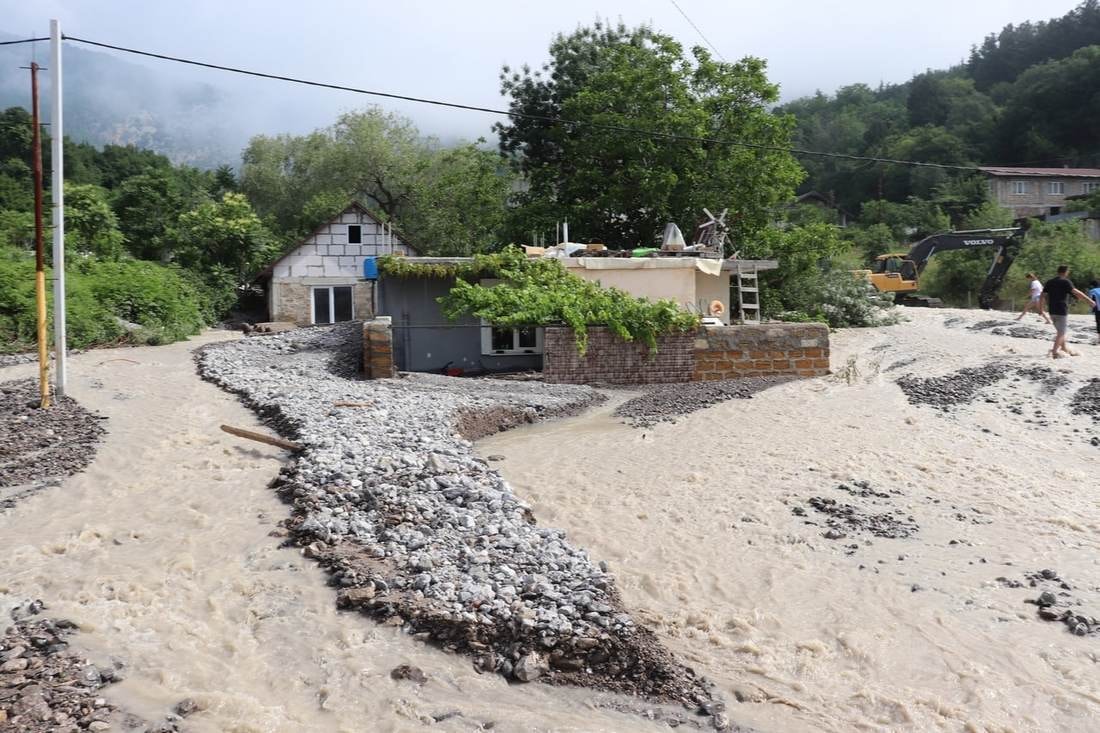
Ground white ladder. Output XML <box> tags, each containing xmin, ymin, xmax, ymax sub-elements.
<box><xmin>735</xmin><ymin>264</ymin><xmax>760</xmax><ymax>324</ymax></box>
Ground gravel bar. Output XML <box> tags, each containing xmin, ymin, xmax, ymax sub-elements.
<box><xmin>0</xmin><ymin>379</ymin><xmax>105</xmax><ymax>509</ymax></box>
<box><xmin>196</xmin><ymin>324</ymin><xmax>729</xmax><ymax>720</ymax></box>
<box><xmin>614</xmin><ymin>377</ymin><xmax>795</xmax><ymax>428</ymax></box>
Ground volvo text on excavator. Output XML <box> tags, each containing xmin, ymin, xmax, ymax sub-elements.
<box><xmin>853</xmin><ymin>227</ymin><xmax>1024</xmax><ymax>308</ymax></box>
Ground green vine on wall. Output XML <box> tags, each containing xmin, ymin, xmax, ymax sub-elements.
<box><xmin>379</xmin><ymin>248</ymin><xmax>700</xmax><ymax>354</ymax></box>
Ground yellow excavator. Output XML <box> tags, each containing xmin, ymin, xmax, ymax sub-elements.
<box><xmin>853</xmin><ymin>228</ymin><xmax>1024</xmax><ymax>308</ymax></box>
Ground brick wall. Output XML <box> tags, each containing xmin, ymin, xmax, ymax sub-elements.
<box><xmin>694</xmin><ymin>323</ymin><xmax>830</xmax><ymax>380</ymax></box>
<box><xmin>543</xmin><ymin>323</ymin><xmax>830</xmax><ymax>385</ymax></box>
<box><xmin>543</xmin><ymin>327</ymin><xmax>694</xmax><ymax>385</ymax></box>
<box><xmin>363</xmin><ymin>317</ymin><xmax>395</xmax><ymax>379</ymax></box>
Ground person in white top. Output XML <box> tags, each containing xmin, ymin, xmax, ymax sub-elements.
<box><xmin>1015</xmin><ymin>272</ymin><xmax>1052</xmax><ymax>324</ymax></box>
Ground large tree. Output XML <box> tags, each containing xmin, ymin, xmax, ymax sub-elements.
<box><xmin>495</xmin><ymin>21</ymin><xmax>804</xmax><ymax>249</ymax></box>
<box><xmin>239</xmin><ymin>109</ymin><xmax>514</xmax><ymax>254</ymax></box>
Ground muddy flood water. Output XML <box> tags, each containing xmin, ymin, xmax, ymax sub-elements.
<box><xmin>3</xmin><ymin>308</ymin><xmax>1100</xmax><ymax>732</ymax></box>
<box><xmin>481</xmin><ymin>309</ymin><xmax>1100</xmax><ymax>732</ymax></box>
<box><xmin>0</xmin><ymin>334</ymin><xmax>674</xmax><ymax>733</ymax></box>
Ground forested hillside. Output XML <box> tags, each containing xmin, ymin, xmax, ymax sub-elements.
<box><xmin>782</xmin><ymin>0</ymin><xmax>1100</xmax><ymax>210</ymax></box>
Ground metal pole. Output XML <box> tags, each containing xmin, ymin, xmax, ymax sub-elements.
<box><xmin>30</xmin><ymin>63</ymin><xmax>50</xmax><ymax>409</ymax></box>
<box><xmin>50</xmin><ymin>20</ymin><xmax>67</xmax><ymax>397</ymax></box>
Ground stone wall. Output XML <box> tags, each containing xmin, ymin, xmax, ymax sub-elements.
<box><xmin>694</xmin><ymin>323</ymin><xmax>830</xmax><ymax>380</ymax></box>
<box><xmin>543</xmin><ymin>327</ymin><xmax>695</xmax><ymax>385</ymax></box>
<box><xmin>271</xmin><ymin>281</ymin><xmax>311</xmax><ymax>324</ymax></box>
<box><xmin>363</xmin><ymin>317</ymin><xmax>395</xmax><ymax>379</ymax></box>
<box><xmin>543</xmin><ymin>323</ymin><xmax>830</xmax><ymax>385</ymax></box>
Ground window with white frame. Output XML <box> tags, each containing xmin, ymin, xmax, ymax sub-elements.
<box><xmin>1047</xmin><ymin>181</ymin><xmax>1065</xmax><ymax>195</ymax></box>
<box><xmin>1085</xmin><ymin>182</ymin><xmax>1100</xmax><ymax>194</ymax></box>
<box><xmin>1011</xmin><ymin>180</ymin><xmax>1029</xmax><ymax>195</ymax></box>
<box><xmin>347</xmin><ymin>224</ymin><xmax>362</xmax><ymax>244</ymax></box>
<box><xmin>311</xmin><ymin>285</ymin><xmax>354</xmax><ymax>324</ymax></box>
<box><xmin>481</xmin><ymin>324</ymin><xmax>543</xmax><ymax>355</ymax></box>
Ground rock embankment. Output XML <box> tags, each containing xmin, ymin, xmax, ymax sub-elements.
<box><xmin>196</xmin><ymin>324</ymin><xmax>727</xmax><ymax>721</ymax></box>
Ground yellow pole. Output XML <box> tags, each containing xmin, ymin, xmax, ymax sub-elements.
<box><xmin>30</xmin><ymin>62</ymin><xmax>50</xmax><ymax>409</ymax></box>
<box><xmin>35</xmin><ymin>270</ymin><xmax>49</xmax><ymax>407</ymax></box>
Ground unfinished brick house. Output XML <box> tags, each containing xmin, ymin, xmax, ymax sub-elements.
<box><xmin>257</xmin><ymin>202</ymin><xmax>417</xmax><ymax>325</ymax></box>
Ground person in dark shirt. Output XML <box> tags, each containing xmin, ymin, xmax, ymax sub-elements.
<box><xmin>1042</xmin><ymin>265</ymin><xmax>1096</xmax><ymax>358</ymax></box>
<box><xmin>1089</xmin><ymin>279</ymin><xmax>1100</xmax><ymax>344</ymax></box>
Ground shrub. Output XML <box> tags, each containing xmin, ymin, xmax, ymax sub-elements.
<box><xmin>777</xmin><ymin>269</ymin><xmax>899</xmax><ymax>328</ymax></box>
<box><xmin>0</xmin><ymin>251</ymin><xmax>219</xmax><ymax>352</ymax></box>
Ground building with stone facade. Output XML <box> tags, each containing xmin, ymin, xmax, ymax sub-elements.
<box><xmin>257</xmin><ymin>202</ymin><xmax>417</xmax><ymax>325</ymax></box>
<box><xmin>980</xmin><ymin>166</ymin><xmax>1100</xmax><ymax>218</ymax></box>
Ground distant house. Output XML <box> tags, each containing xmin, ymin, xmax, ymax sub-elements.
<box><xmin>256</xmin><ymin>202</ymin><xmax>417</xmax><ymax>325</ymax></box>
<box><xmin>791</xmin><ymin>191</ymin><xmax>852</xmax><ymax>227</ymax></box>
<box><xmin>980</xmin><ymin>166</ymin><xmax>1100</xmax><ymax>219</ymax></box>
<box><xmin>378</xmin><ymin>255</ymin><xmax>777</xmax><ymax>374</ymax></box>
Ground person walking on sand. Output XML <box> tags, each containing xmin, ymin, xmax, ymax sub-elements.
<box><xmin>1042</xmin><ymin>265</ymin><xmax>1096</xmax><ymax>358</ymax></box>
<box><xmin>1088</xmin><ymin>279</ymin><xmax>1100</xmax><ymax>345</ymax></box>
<box><xmin>1015</xmin><ymin>272</ymin><xmax>1051</xmax><ymax>324</ymax></box>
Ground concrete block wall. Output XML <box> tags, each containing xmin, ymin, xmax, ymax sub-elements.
<box><xmin>363</xmin><ymin>317</ymin><xmax>395</xmax><ymax>379</ymax></box>
<box><xmin>542</xmin><ymin>323</ymin><xmax>830</xmax><ymax>385</ymax></box>
<box><xmin>693</xmin><ymin>323</ymin><xmax>830</xmax><ymax>380</ymax></box>
<box><xmin>543</xmin><ymin>327</ymin><xmax>695</xmax><ymax>385</ymax></box>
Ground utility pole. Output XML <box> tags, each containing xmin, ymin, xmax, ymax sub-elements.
<box><xmin>50</xmin><ymin>20</ymin><xmax>67</xmax><ymax>397</ymax></box>
<box><xmin>30</xmin><ymin>62</ymin><xmax>50</xmax><ymax>408</ymax></box>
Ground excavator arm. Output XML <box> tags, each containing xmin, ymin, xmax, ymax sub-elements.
<box><xmin>905</xmin><ymin>228</ymin><xmax>1023</xmax><ymax>309</ymax></box>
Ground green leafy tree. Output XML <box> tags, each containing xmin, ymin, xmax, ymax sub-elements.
<box><xmin>994</xmin><ymin>45</ymin><xmax>1100</xmax><ymax>164</ymax></box>
<box><xmin>857</xmin><ymin>198</ymin><xmax>950</xmax><ymax>241</ymax></box>
<box><xmin>408</xmin><ymin>143</ymin><xmax>513</xmax><ymax>255</ymax></box>
<box><xmin>740</xmin><ymin>221</ymin><xmax>849</xmax><ymax>316</ymax></box>
<box><xmin>171</xmin><ymin>192</ymin><xmax>279</xmax><ymax>287</ymax></box>
<box><xmin>0</xmin><ymin>209</ymin><xmax>34</xmax><ymax>250</ymax></box>
<box><xmin>495</xmin><ymin>21</ymin><xmax>803</xmax><ymax>248</ymax></box>
<box><xmin>112</xmin><ymin>168</ymin><xmax>212</xmax><ymax>260</ymax></box>
<box><xmin>240</xmin><ymin>108</ymin><xmax>515</xmax><ymax>254</ymax></box>
<box><xmin>66</xmin><ymin>184</ymin><xmax>124</xmax><ymax>259</ymax></box>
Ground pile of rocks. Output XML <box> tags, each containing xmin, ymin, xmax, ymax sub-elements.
<box><xmin>0</xmin><ymin>601</ymin><xmax>175</xmax><ymax>733</ymax></box>
<box><xmin>896</xmin><ymin>363</ymin><xmax>1011</xmax><ymax>410</ymax></box>
<box><xmin>1</xmin><ymin>379</ymin><xmax>105</xmax><ymax>508</ymax></box>
<box><xmin>961</xmin><ymin>318</ymin><xmax>1091</xmax><ymax>344</ymax></box>
<box><xmin>197</xmin><ymin>324</ymin><xmax>723</xmax><ymax>715</ymax></box>
<box><xmin>1071</xmin><ymin>378</ymin><xmax>1100</xmax><ymax>421</ymax></box>
<box><xmin>1015</xmin><ymin>366</ymin><xmax>1071</xmax><ymax>394</ymax></box>
<box><xmin>613</xmin><ymin>376</ymin><xmax>793</xmax><ymax>428</ymax></box>
<box><xmin>1031</xmin><ymin>590</ymin><xmax>1099</xmax><ymax>637</ymax></box>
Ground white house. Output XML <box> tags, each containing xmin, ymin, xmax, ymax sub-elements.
<box><xmin>257</xmin><ymin>201</ymin><xmax>417</xmax><ymax>325</ymax></box>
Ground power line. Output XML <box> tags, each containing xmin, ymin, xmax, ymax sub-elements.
<box><xmin>668</xmin><ymin>0</ymin><xmax>726</xmax><ymax>61</ymax></box>
<box><xmin>62</xmin><ymin>34</ymin><xmax>982</xmax><ymax>173</ymax></box>
<box><xmin>0</xmin><ymin>37</ymin><xmax>49</xmax><ymax>46</ymax></box>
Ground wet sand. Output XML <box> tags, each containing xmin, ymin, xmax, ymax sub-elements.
<box><xmin>480</xmin><ymin>308</ymin><xmax>1100</xmax><ymax>732</ymax></box>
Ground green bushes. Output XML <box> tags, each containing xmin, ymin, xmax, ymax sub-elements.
<box><xmin>0</xmin><ymin>251</ymin><xmax>216</xmax><ymax>353</ymax></box>
<box><xmin>775</xmin><ymin>270</ymin><xmax>900</xmax><ymax>328</ymax></box>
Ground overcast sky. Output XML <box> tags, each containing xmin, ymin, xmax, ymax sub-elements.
<box><xmin>3</xmin><ymin>0</ymin><xmax>1084</xmax><ymax>143</ymax></box>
